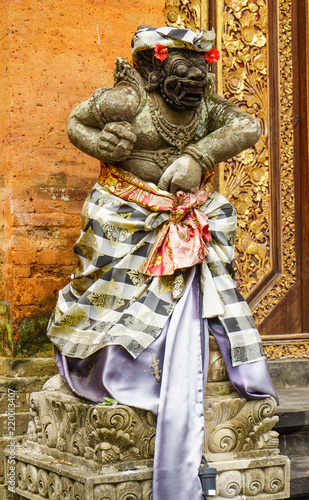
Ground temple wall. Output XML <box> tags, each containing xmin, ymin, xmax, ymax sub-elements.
<box><xmin>0</xmin><ymin>0</ymin><xmax>165</xmax><ymax>357</ymax></box>
<box><xmin>0</xmin><ymin>1</ymin><xmax>165</xmax><ymax>493</ymax></box>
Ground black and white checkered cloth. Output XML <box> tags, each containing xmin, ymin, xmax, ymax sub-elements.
<box><xmin>47</xmin><ymin>183</ymin><xmax>265</xmax><ymax>366</ymax></box>
<box><xmin>131</xmin><ymin>26</ymin><xmax>215</xmax><ymax>59</ymax></box>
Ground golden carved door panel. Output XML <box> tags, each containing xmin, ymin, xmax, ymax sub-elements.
<box><xmin>164</xmin><ymin>0</ymin><xmax>309</xmax><ymax>352</ymax></box>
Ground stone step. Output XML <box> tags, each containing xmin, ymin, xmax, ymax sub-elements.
<box><xmin>275</xmin><ymin>388</ymin><xmax>309</xmax><ymax>457</ymax></box>
<box><xmin>268</xmin><ymin>359</ymin><xmax>309</xmax><ymax>390</ymax></box>
<box><xmin>275</xmin><ymin>388</ymin><xmax>309</xmax><ymax>499</ymax></box>
<box><xmin>276</xmin><ymin>388</ymin><xmax>309</xmax><ymax>421</ymax></box>
<box><xmin>290</xmin><ymin>456</ymin><xmax>309</xmax><ymax>499</ymax></box>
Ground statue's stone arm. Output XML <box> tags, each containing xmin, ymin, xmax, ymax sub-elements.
<box><xmin>159</xmin><ymin>95</ymin><xmax>261</xmax><ymax>194</ymax></box>
<box><xmin>184</xmin><ymin>94</ymin><xmax>262</xmax><ymax>170</ymax></box>
<box><xmin>67</xmin><ymin>85</ymin><xmax>140</xmax><ymax>162</ymax></box>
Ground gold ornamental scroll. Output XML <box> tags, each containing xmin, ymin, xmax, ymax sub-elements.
<box><xmin>164</xmin><ymin>0</ymin><xmax>209</xmax><ymax>31</ymax></box>
<box><xmin>164</xmin><ymin>0</ymin><xmax>296</xmax><ymax>328</ymax></box>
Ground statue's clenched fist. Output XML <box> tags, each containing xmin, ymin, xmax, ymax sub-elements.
<box><xmin>95</xmin><ymin>122</ymin><xmax>137</xmax><ymax>162</ymax></box>
<box><xmin>158</xmin><ymin>154</ymin><xmax>202</xmax><ymax>194</ymax></box>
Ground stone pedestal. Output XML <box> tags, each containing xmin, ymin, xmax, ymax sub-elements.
<box><xmin>4</xmin><ymin>339</ymin><xmax>290</xmax><ymax>499</ymax></box>
<box><xmin>202</xmin><ymin>337</ymin><xmax>290</xmax><ymax>499</ymax></box>
<box><xmin>4</xmin><ymin>375</ymin><xmax>155</xmax><ymax>499</ymax></box>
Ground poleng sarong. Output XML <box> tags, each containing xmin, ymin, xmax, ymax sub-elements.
<box><xmin>47</xmin><ymin>164</ymin><xmax>265</xmax><ymax>367</ymax></box>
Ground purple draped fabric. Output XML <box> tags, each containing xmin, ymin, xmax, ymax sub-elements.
<box><xmin>208</xmin><ymin>317</ymin><xmax>278</xmax><ymax>404</ymax></box>
<box><xmin>54</xmin><ymin>268</ymin><xmax>278</xmax><ymax>500</ymax></box>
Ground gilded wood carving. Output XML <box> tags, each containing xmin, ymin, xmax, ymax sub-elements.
<box><xmin>264</xmin><ymin>343</ymin><xmax>309</xmax><ymax>360</ymax></box>
<box><xmin>216</xmin><ymin>0</ymin><xmax>296</xmax><ymax>321</ymax></box>
<box><xmin>251</xmin><ymin>0</ymin><xmax>296</xmax><ymax>322</ymax></box>
<box><xmin>164</xmin><ymin>0</ymin><xmax>209</xmax><ymax>32</ymax></box>
<box><xmin>216</xmin><ymin>0</ymin><xmax>272</xmax><ymax>303</ymax></box>
<box><xmin>165</xmin><ymin>0</ymin><xmax>296</xmax><ymax>323</ymax></box>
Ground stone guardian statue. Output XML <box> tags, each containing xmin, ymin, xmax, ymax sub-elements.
<box><xmin>47</xmin><ymin>25</ymin><xmax>278</xmax><ymax>500</ymax></box>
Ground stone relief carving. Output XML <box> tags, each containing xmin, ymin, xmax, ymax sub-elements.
<box><xmin>12</xmin><ymin>455</ymin><xmax>288</xmax><ymax>500</ymax></box>
<box><xmin>216</xmin><ymin>462</ymin><xmax>288</xmax><ymax>499</ymax></box>
<box><xmin>12</xmin><ymin>456</ymin><xmax>289</xmax><ymax>499</ymax></box>
<box><xmin>27</xmin><ymin>389</ymin><xmax>156</xmax><ymax>466</ymax></box>
<box><xmin>204</xmin><ymin>395</ymin><xmax>279</xmax><ymax>458</ymax></box>
<box><xmin>13</xmin><ymin>459</ymin><xmax>153</xmax><ymax>500</ymax></box>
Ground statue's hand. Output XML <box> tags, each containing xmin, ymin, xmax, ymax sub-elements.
<box><xmin>95</xmin><ymin>122</ymin><xmax>137</xmax><ymax>162</ymax></box>
<box><xmin>158</xmin><ymin>155</ymin><xmax>202</xmax><ymax>194</ymax></box>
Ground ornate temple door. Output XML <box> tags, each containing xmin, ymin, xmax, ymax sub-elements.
<box><xmin>164</xmin><ymin>0</ymin><xmax>309</xmax><ymax>356</ymax></box>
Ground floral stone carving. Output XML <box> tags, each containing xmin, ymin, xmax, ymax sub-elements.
<box><xmin>26</xmin><ymin>381</ymin><xmax>156</xmax><ymax>468</ymax></box>
<box><xmin>204</xmin><ymin>395</ymin><xmax>279</xmax><ymax>459</ymax></box>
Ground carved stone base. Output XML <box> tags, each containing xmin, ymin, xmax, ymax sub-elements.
<box><xmin>21</xmin><ymin>376</ymin><xmax>156</xmax><ymax>468</ymax></box>
<box><xmin>202</xmin><ymin>337</ymin><xmax>290</xmax><ymax>499</ymax></box>
<box><xmin>201</xmin><ymin>391</ymin><xmax>290</xmax><ymax>499</ymax></box>
<box><xmin>4</xmin><ymin>375</ymin><xmax>156</xmax><ymax>499</ymax></box>
<box><xmin>211</xmin><ymin>457</ymin><xmax>290</xmax><ymax>500</ymax></box>
<box><xmin>5</xmin><ymin>447</ymin><xmax>153</xmax><ymax>499</ymax></box>
<box><xmin>4</xmin><ymin>357</ymin><xmax>290</xmax><ymax>499</ymax></box>
<box><xmin>204</xmin><ymin>393</ymin><xmax>280</xmax><ymax>459</ymax></box>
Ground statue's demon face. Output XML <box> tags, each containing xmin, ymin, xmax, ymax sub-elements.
<box><xmin>159</xmin><ymin>50</ymin><xmax>208</xmax><ymax>111</ymax></box>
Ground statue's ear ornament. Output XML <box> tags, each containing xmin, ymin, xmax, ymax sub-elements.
<box><xmin>154</xmin><ymin>44</ymin><xmax>169</xmax><ymax>61</ymax></box>
<box><xmin>145</xmin><ymin>71</ymin><xmax>161</xmax><ymax>92</ymax></box>
<box><xmin>204</xmin><ymin>49</ymin><xmax>220</xmax><ymax>64</ymax></box>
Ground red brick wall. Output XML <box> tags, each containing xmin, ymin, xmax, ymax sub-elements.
<box><xmin>0</xmin><ymin>0</ymin><xmax>165</xmax><ymax>356</ymax></box>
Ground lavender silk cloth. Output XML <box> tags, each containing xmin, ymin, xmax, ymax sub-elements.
<box><xmin>208</xmin><ymin>317</ymin><xmax>278</xmax><ymax>404</ymax></box>
<box><xmin>54</xmin><ymin>268</ymin><xmax>278</xmax><ymax>500</ymax></box>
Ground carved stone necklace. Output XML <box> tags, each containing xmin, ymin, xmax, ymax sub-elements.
<box><xmin>149</xmin><ymin>93</ymin><xmax>200</xmax><ymax>151</ymax></box>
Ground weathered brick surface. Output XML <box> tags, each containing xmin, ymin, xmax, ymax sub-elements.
<box><xmin>0</xmin><ymin>0</ymin><xmax>165</xmax><ymax>354</ymax></box>
<box><xmin>0</xmin><ymin>358</ymin><xmax>57</xmax><ymax>378</ymax></box>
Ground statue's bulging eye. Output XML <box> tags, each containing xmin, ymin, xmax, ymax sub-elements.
<box><xmin>174</xmin><ymin>64</ymin><xmax>188</xmax><ymax>77</ymax></box>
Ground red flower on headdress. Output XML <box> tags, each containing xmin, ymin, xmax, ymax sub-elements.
<box><xmin>204</xmin><ymin>48</ymin><xmax>220</xmax><ymax>64</ymax></box>
<box><xmin>154</xmin><ymin>44</ymin><xmax>169</xmax><ymax>61</ymax></box>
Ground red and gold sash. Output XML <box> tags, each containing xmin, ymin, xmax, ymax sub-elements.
<box><xmin>99</xmin><ymin>163</ymin><xmax>215</xmax><ymax>276</ymax></box>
